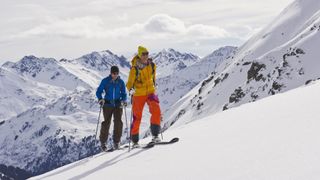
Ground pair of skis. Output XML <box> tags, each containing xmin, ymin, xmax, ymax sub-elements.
<box><xmin>105</xmin><ymin>137</ymin><xmax>179</xmax><ymax>152</ymax></box>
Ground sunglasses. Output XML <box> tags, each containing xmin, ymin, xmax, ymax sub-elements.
<box><xmin>141</xmin><ymin>52</ymin><xmax>149</xmax><ymax>56</ymax></box>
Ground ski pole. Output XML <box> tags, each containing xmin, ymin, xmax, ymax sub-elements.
<box><xmin>94</xmin><ymin>105</ymin><xmax>103</xmax><ymax>149</ymax></box>
<box><xmin>160</xmin><ymin>115</ymin><xmax>164</xmax><ymax>140</ymax></box>
<box><xmin>129</xmin><ymin>94</ymin><xmax>134</xmax><ymax>151</ymax></box>
<box><xmin>123</xmin><ymin>103</ymin><xmax>131</xmax><ymax>152</ymax></box>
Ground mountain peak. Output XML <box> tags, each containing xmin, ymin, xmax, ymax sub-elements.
<box><xmin>82</xmin><ymin>50</ymin><xmax>115</xmax><ymax>59</ymax></box>
<box><xmin>100</xmin><ymin>50</ymin><xmax>114</xmax><ymax>55</ymax></box>
<box><xmin>158</xmin><ymin>48</ymin><xmax>192</xmax><ymax>57</ymax></box>
<box><xmin>160</xmin><ymin>48</ymin><xmax>180</xmax><ymax>54</ymax></box>
<box><xmin>205</xmin><ymin>46</ymin><xmax>237</xmax><ymax>59</ymax></box>
<box><xmin>75</xmin><ymin>50</ymin><xmax>130</xmax><ymax>70</ymax></box>
<box><xmin>152</xmin><ymin>49</ymin><xmax>200</xmax><ymax>78</ymax></box>
<box><xmin>9</xmin><ymin>56</ymin><xmax>58</xmax><ymax>76</ymax></box>
<box><xmin>154</xmin><ymin>48</ymin><xmax>199</xmax><ymax>62</ymax></box>
<box><xmin>21</xmin><ymin>55</ymin><xmax>38</xmax><ymax>61</ymax></box>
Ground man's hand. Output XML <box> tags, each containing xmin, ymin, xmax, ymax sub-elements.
<box><xmin>98</xmin><ymin>99</ymin><xmax>105</xmax><ymax>106</ymax></box>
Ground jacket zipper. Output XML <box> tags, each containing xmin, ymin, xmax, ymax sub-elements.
<box><xmin>113</xmin><ymin>82</ymin><xmax>115</xmax><ymax>106</ymax></box>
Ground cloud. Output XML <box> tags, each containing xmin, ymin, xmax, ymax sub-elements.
<box><xmin>187</xmin><ymin>24</ymin><xmax>230</xmax><ymax>38</ymax></box>
<box><xmin>10</xmin><ymin>14</ymin><xmax>230</xmax><ymax>42</ymax></box>
<box><xmin>144</xmin><ymin>14</ymin><xmax>186</xmax><ymax>34</ymax></box>
<box><xmin>18</xmin><ymin>16</ymin><xmax>105</xmax><ymax>39</ymax></box>
<box><xmin>136</xmin><ymin>14</ymin><xmax>230</xmax><ymax>39</ymax></box>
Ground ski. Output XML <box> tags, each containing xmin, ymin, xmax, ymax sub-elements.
<box><xmin>142</xmin><ymin>137</ymin><xmax>179</xmax><ymax>149</ymax></box>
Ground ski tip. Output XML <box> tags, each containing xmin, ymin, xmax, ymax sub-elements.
<box><xmin>170</xmin><ymin>137</ymin><xmax>179</xmax><ymax>143</ymax></box>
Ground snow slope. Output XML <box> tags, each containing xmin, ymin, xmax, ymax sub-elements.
<box><xmin>157</xmin><ymin>46</ymin><xmax>236</xmax><ymax>111</ymax></box>
<box><xmin>30</xmin><ymin>80</ymin><xmax>320</xmax><ymax>180</ymax></box>
<box><xmin>164</xmin><ymin>0</ymin><xmax>320</xmax><ymax>127</ymax></box>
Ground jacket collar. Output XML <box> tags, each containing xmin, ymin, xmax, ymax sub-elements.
<box><xmin>107</xmin><ymin>75</ymin><xmax>121</xmax><ymax>81</ymax></box>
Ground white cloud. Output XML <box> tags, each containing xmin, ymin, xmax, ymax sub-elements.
<box><xmin>18</xmin><ymin>16</ymin><xmax>106</xmax><ymax>39</ymax></box>
<box><xmin>143</xmin><ymin>14</ymin><xmax>186</xmax><ymax>34</ymax></box>
<box><xmin>11</xmin><ymin>14</ymin><xmax>230</xmax><ymax>41</ymax></box>
<box><xmin>187</xmin><ymin>24</ymin><xmax>229</xmax><ymax>38</ymax></box>
<box><xmin>142</xmin><ymin>14</ymin><xmax>230</xmax><ymax>39</ymax></box>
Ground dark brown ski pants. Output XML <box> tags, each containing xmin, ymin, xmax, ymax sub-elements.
<box><xmin>99</xmin><ymin>106</ymin><xmax>123</xmax><ymax>144</ymax></box>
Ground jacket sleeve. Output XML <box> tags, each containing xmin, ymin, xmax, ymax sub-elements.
<box><xmin>96</xmin><ymin>79</ymin><xmax>106</xmax><ymax>100</ymax></box>
<box><xmin>126</xmin><ymin>67</ymin><xmax>136</xmax><ymax>91</ymax></box>
<box><xmin>121</xmin><ymin>80</ymin><xmax>127</xmax><ymax>101</ymax></box>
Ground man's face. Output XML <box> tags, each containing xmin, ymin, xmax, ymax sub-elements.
<box><xmin>140</xmin><ymin>51</ymin><xmax>149</xmax><ymax>63</ymax></box>
<box><xmin>111</xmin><ymin>72</ymin><xmax>119</xmax><ymax>79</ymax></box>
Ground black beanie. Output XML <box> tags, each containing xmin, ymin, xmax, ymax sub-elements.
<box><xmin>111</xmin><ymin>66</ymin><xmax>119</xmax><ymax>74</ymax></box>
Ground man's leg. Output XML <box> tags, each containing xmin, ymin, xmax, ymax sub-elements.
<box><xmin>131</xmin><ymin>95</ymin><xmax>147</xmax><ymax>143</ymax></box>
<box><xmin>113</xmin><ymin>106</ymin><xmax>123</xmax><ymax>146</ymax></box>
<box><xmin>99</xmin><ymin>106</ymin><xmax>113</xmax><ymax>148</ymax></box>
<box><xmin>147</xmin><ymin>94</ymin><xmax>161</xmax><ymax>137</ymax></box>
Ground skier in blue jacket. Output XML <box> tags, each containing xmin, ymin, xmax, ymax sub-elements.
<box><xmin>96</xmin><ymin>66</ymin><xmax>127</xmax><ymax>151</ymax></box>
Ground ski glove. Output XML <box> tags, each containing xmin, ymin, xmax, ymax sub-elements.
<box><xmin>129</xmin><ymin>88</ymin><xmax>135</xmax><ymax>96</ymax></box>
<box><xmin>98</xmin><ymin>99</ymin><xmax>105</xmax><ymax>106</ymax></box>
<box><xmin>121</xmin><ymin>101</ymin><xmax>128</xmax><ymax>107</ymax></box>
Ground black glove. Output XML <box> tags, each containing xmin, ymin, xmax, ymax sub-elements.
<box><xmin>98</xmin><ymin>99</ymin><xmax>105</xmax><ymax>106</ymax></box>
<box><xmin>121</xmin><ymin>101</ymin><xmax>128</xmax><ymax>107</ymax></box>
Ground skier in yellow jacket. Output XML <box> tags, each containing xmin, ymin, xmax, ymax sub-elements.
<box><xmin>126</xmin><ymin>46</ymin><xmax>161</xmax><ymax>147</ymax></box>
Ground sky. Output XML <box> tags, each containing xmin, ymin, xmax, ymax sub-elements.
<box><xmin>0</xmin><ymin>0</ymin><xmax>293</xmax><ymax>64</ymax></box>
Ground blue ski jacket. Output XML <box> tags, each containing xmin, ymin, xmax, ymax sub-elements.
<box><xmin>96</xmin><ymin>75</ymin><xmax>127</xmax><ymax>107</ymax></box>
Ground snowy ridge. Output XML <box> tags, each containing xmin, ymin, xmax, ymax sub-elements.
<box><xmin>151</xmin><ymin>48</ymin><xmax>200</xmax><ymax>78</ymax></box>
<box><xmin>164</xmin><ymin>0</ymin><xmax>320</xmax><ymax>127</ymax></box>
<box><xmin>5</xmin><ymin>55</ymin><xmax>92</xmax><ymax>90</ymax></box>
<box><xmin>0</xmin><ymin>64</ymin><xmax>70</xmax><ymax>121</ymax></box>
<box><xmin>157</xmin><ymin>46</ymin><xmax>236</xmax><ymax>111</ymax></box>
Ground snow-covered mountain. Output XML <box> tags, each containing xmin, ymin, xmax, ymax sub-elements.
<box><xmin>0</xmin><ymin>89</ymin><xmax>100</xmax><ymax>176</ymax></box>
<box><xmin>164</xmin><ymin>0</ymin><xmax>320</xmax><ymax>127</ymax></box>
<box><xmin>0</xmin><ymin>56</ymin><xmax>89</xmax><ymax>122</ymax></box>
<box><xmin>30</xmin><ymin>79</ymin><xmax>320</xmax><ymax>180</ymax></box>
<box><xmin>0</xmin><ymin>50</ymin><xmax>131</xmax><ymax>122</ymax></box>
<box><xmin>151</xmin><ymin>48</ymin><xmax>200</xmax><ymax>78</ymax></box>
<box><xmin>157</xmin><ymin>46</ymin><xmax>236</xmax><ymax>111</ymax></box>
<box><xmin>0</xmin><ymin>48</ymin><xmax>217</xmax><ymax>178</ymax></box>
<box><xmin>4</xmin><ymin>55</ymin><xmax>91</xmax><ymax>90</ymax></box>
<box><xmin>0</xmin><ymin>51</ymin><xmax>133</xmax><ymax>177</ymax></box>
<box><xmin>59</xmin><ymin>50</ymin><xmax>130</xmax><ymax>87</ymax></box>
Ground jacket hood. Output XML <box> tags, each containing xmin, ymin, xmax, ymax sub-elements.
<box><xmin>131</xmin><ymin>55</ymin><xmax>139</xmax><ymax>67</ymax></box>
